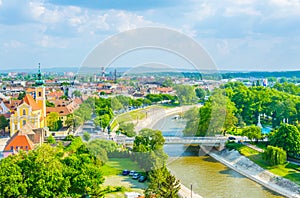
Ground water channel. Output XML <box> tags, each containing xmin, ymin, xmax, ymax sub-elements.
<box><xmin>152</xmin><ymin>115</ymin><xmax>282</xmax><ymax>198</ymax></box>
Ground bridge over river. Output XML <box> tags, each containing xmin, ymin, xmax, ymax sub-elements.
<box><xmin>114</xmin><ymin>136</ymin><xmax>227</xmax><ymax>150</ymax></box>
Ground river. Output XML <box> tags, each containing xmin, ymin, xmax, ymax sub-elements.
<box><xmin>152</xmin><ymin>115</ymin><xmax>282</xmax><ymax>198</ymax></box>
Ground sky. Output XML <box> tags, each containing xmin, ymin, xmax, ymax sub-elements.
<box><xmin>0</xmin><ymin>0</ymin><xmax>300</xmax><ymax>71</ymax></box>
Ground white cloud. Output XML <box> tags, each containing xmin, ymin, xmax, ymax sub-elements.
<box><xmin>37</xmin><ymin>35</ymin><xmax>68</xmax><ymax>48</ymax></box>
<box><xmin>3</xmin><ymin>40</ymin><xmax>24</xmax><ymax>48</ymax></box>
<box><xmin>269</xmin><ymin>0</ymin><xmax>300</xmax><ymax>16</ymax></box>
<box><xmin>185</xmin><ymin>2</ymin><xmax>215</xmax><ymax>21</ymax></box>
<box><xmin>224</xmin><ymin>7</ymin><xmax>261</xmax><ymax>16</ymax></box>
<box><xmin>0</xmin><ymin>0</ymin><xmax>2</xmax><ymax>7</ymax></box>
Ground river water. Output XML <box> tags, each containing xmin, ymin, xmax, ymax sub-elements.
<box><xmin>152</xmin><ymin>115</ymin><xmax>282</xmax><ymax>198</ymax></box>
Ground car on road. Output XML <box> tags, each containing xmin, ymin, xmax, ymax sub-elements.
<box><xmin>138</xmin><ymin>175</ymin><xmax>147</xmax><ymax>182</ymax></box>
<box><xmin>132</xmin><ymin>173</ymin><xmax>140</xmax><ymax>179</ymax></box>
<box><xmin>129</xmin><ymin>170</ymin><xmax>136</xmax><ymax>176</ymax></box>
<box><xmin>228</xmin><ymin>136</ymin><xmax>236</xmax><ymax>141</ymax></box>
<box><xmin>122</xmin><ymin>170</ymin><xmax>130</xmax><ymax>176</ymax></box>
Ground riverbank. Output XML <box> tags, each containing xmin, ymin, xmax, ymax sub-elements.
<box><xmin>135</xmin><ymin>104</ymin><xmax>200</xmax><ymax>132</ymax></box>
<box><xmin>178</xmin><ymin>183</ymin><xmax>203</xmax><ymax>198</ymax></box>
<box><xmin>209</xmin><ymin>149</ymin><xmax>300</xmax><ymax>198</ymax></box>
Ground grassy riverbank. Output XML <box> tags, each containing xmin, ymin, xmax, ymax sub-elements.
<box><xmin>111</xmin><ymin>105</ymin><xmax>165</xmax><ymax>129</ymax></box>
<box><xmin>226</xmin><ymin>142</ymin><xmax>300</xmax><ymax>185</ymax></box>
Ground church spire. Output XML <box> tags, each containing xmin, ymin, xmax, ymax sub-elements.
<box><xmin>35</xmin><ymin>63</ymin><xmax>44</xmax><ymax>86</ymax></box>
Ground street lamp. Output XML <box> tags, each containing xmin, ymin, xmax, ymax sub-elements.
<box><xmin>190</xmin><ymin>183</ymin><xmax>193</xmax><ymax>198</ymax></box>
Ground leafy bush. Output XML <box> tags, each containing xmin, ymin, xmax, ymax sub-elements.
<box><xmin>263</xmin><ymin>145</ymin><xmax>287</xmax><ymax>165</ymax></box>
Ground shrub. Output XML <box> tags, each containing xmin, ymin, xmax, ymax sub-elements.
<box><xmin>263</xmin><ymin>145</ymin><xmax>287</xmax><ymax>165</ymax></box>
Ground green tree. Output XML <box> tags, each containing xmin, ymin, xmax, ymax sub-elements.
<box><xmin>47</xmin><ymin>112</ymin><xmax>63</xmax><ymax>131</ymax></box>
<box><xmin>20</xmin><ymin>145</ymin><xmax>70</xmax><ymax>197</ymax></box>
<box><xmin>242</xmin><ymin>126</ymin><xmax>262</xmax><ymax>142</ymax></box>
<box><xmin>195</xmin><ymin>88</ymin><xmax>206</xmax><ymax>100</ymax></box>
<box><xmin>17</xmin><ymin>91</ymin><xmax>26</xmax><ymax>100</ymax></box>
<box><xmin>0</xmin><ymin>155</ymin><xmax>26</xmax><ymax>197</ymax></box>
<box><xmin>119</xmin><ymin>122</ymin><xmax>136</xmax><ymax>137</ymax></box>
<box><xmin>115</xmin><ymin>95</ymin><xmax>131</xmax><ymax>108</ymax></box>
<box><xmin>47</xmin><ymin>134</ymin><xmax>56</xmax><ymax>144</ymax></box>
<box><xmin>0</xmin><ymin>115</ymin><xmax>9</xmax><ymax>132</ymax></box>
<box><xmin>173</xmin><ymin>84</ymin><xmax>198</xmax><ymax>104</ymax></box>
<box><xmin>264</xmin><ymin>146</ymin><xmax>287</xmax><ymax>165</ymax></box>
<box><xmin>269</xmin><ymin>124</ymin><xmax>300</xmax><ymax>157</ymax></box>
<box><xmin>87</xmin><ymin>139</ymin><xmax>118</xmax><ymax>163</ymax></box>
<box><xmin>133</xmin><ymin>128</ymin><xmax>165</xmax><ymax>152</ymax></box>
<box><xmin>183</xmin><ymin>107</ymin><xmax>199</xmax><ymax>136</ymax></box>
<box><xmin>133</xmin><ymin>129</ymin><xmax>167</xmax><ymax>171</ymax></box>
<box><xmin>145</xmin><ymin>94</ymin><xmax>163</xmax><ymax>103</ymax></box>
<box><xmin>162</xmin><ymin>78</ymin><xmax>174</xmax><ymax>87</ymax></box>
<box><xmin>83</xmin><ymin>131</ymin><xmax>91</xmax><ymax>142</ymax></box>
<box><xmin>111</xmin><ymin>97</ymin><xmax>123</xmax><ymax>111</ymax></box>
<box><xmin>65</xmin><ymin>114</ymin><xmax>74</xmax><ymax>127</ymax></box>
<box><xmin>196</xmin><ymin>89</ymin><xmax>237</xmax><ymax>136</ymax></box>
<box><xmin>46</xmin><ymin>100</ymin><xmax>55</xmax><ymax>107</ymax></box>
<box><xmin>145</xmin><ymin>165</ymin><xmax>180</xmax><ymax>198</ymax></box>
<box><xmin>72</xmin><ymin>90</ymin><xmax>82</xmax><ymax>98</ymax></box>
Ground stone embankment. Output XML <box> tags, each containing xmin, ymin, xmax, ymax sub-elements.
<box><xmin>135</xmin><ymin>104</ymin><xmax>200</xmax><ymax>132</ymax></box>
<box><xmin>210</xmin><ymin>149</ymin><xmax>300</xmax><ymax>198</ymax></box>
<box><xmin>178</xmin><ymin>183</ymin><xmax>203</xmax><ymax>198</ymax></box>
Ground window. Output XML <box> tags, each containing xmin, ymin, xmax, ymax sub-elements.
<box><xmin>15</xmin><ymin>124</ymin><xmax>17</xmax><ymax>130</ymax></box>
<box><xmin>22</xmin><ymin>120</ymin><xmax>26</xmax><ymax>126</ymax></box>
<box><xmin>23</xmin><ymin>109</ymin><xmax>26</xmax><ymax>115</ymax></box>
<box><xmin>25</xmin><ymin>146</ymin><xmax>28</xmax><ymax>150</ymax></box>
<box><xmin>20</xmin><ymin>146</ymin><xmax>23</xmax><ymax>149</ymax></box>
<box><xmin>38</xmin><ymin>92</ymin><xmax>42</xmax><ymax>97</ymax></box>
<box><xmin>16</xmin><ymin>146</ymin><xmax>19</xmax><ymax>150</ymax></box>
<box><xmin>10</xmin><ymin>146</ymin><xmax>13</xmax><ymax>150</ymax></box>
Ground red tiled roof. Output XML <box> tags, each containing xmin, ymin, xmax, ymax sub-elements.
<box><xmin>46</xmin><ymin>106</ymin><xmax>72</xmax><ymax>116</ymax></box>
<box><xmin>157</xmin><ymin>87</ymin><xmax>173</xmax><ymax>92</ymax></box>
<box><xmin>23</xmin><ymin>94</ymin><xmax>41</xmax><ymax>111</ymax></box>
<box><xmin>4</xmin><ymin>100</ymin><xmax>22</xmax><ymax>112</ymax></box>
<box><xmin>4</xmin><ymin>133</ymin><xmax>34</xmax><ymax>151</ymax></box>
<box><xmin>74</xmin><ymin>98</ymin><xmax>83</xmax><ymax>105</ymax></box>
<box><xmin>26</xmin><ymin>88</ymin><xmax>35</xmax><ymax>93</ymax></box>
<box><xmin>47</xmin><ymin>91</ymin><xmax>64</xmax><ymax>98</ymax></box>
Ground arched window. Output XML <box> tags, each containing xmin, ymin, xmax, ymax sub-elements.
<box><xmin>22</xmin><ymin>120</ymin><xmax>26</xmax><ymax>126</ymax></box>
<box><xmin>23</xmin><ymin>109</ymin><xmax>26</xmax><ymax>115</ymax></box>
<box><xmin>38</xmin><ymin>92</ymin><xmax>42</xmax><ymax>97</ymax></box>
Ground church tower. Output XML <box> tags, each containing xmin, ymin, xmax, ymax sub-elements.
<box><xmin>35</xmin><ymin>63</ymin><xmax>46</xmax><ymax>119</ymax></box>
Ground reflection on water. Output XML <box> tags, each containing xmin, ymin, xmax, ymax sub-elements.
<box><xmin>153</xmin><ymin>114</ymin><xmax>282</xmax><ymax>198</ymax></box>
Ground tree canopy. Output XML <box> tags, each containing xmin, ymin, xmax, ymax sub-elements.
<box><xmin>0</xmin><ymin>139</ymin><xmax>105</xmax><ymax>197</ymax></box>
<box><xmin>269</xmin><ymin>124</ymin><xmax>300</xmax><ymax>157</ymax></box>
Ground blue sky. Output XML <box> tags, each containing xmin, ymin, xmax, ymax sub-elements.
<box><xmin>0</xmin><ymin>0</ymin><xmax>300</xmax><ymax>71</ymax></box>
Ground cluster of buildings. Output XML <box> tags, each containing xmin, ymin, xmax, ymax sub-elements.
<box><xmin>0</xmin><ymin>66</ymin><xmax>82</xmax><ymax>157</ymax></box>
<box><xmin>0</xmin><ymin>67</ymin><xmax>228</xmax><ymax>158</ymax></box>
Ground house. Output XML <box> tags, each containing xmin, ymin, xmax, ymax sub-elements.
<box><xmin>2</xmin><ymin>123</ymin><xmax>45</xmax><ymax>158</ymax></box>
<box><xmin>3</xmin><ymin>130</ymin><xmax>35</xmax><ymax>157</ymax></box>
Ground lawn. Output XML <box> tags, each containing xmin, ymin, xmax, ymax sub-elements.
<box><xmin>226</xmin><ymin>142</ymin><xmax>300</xmax><ymax>185</ymax></box>
<box><xmin>112</xmin><ymin>105</ymin><xmax>165</xmax><ymax>127</ymax></box>
<box><xmin>100</xmin><ymin>158</ymin><xmax>144</xmax><ymax>176</ymax></box>
<box><xmin>100</xmin><ymin>158</ymin><xmax>147</xmax><ymax>197</ymax></box>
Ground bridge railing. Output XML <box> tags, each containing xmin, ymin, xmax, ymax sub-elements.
<box><xmin>114</xmin><ymin>136</ymin><xmax>227</xmax><ymax>144</ymax></box>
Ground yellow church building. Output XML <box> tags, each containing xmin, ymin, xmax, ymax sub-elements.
<box><xmin>9</xmin><ymin>64</ymin><xmax>46</xmax><ymax>136</ymax></box>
